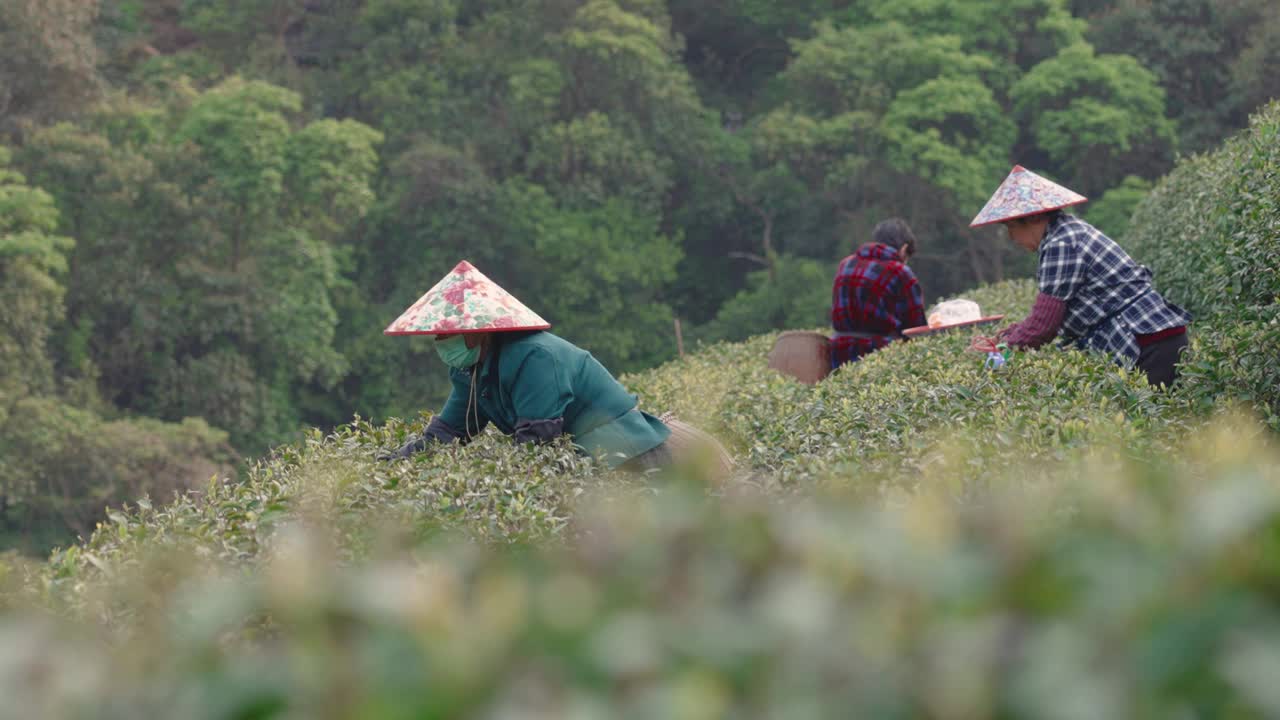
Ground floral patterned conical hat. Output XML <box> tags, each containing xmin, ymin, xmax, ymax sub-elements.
<box><xmin>970</xmin><ymin>165</ymin><xmax>1087</xmax><ymax>228</ymax></box>
<box><xmin>384</xmin><ymin>261</ymin><xmax>551</xmax><ymax>335</ymax></box>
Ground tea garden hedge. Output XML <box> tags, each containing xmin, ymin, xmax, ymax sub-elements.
<box><xmin>1127</xmin><ymin>100</ymin><xmax>1280</xmax><ymax>430</ymax></box>
<box><xmin>1</xmin><ymin>101</ymin><xmax>1278</xmax><ymax>718</ymax></box>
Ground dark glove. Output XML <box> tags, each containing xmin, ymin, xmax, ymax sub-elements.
<box><xmin>513</xmin><ymin>417</ymin><xmax>565</xmax><ymax>445</ymax></box>
<box><xmin>376</xmin><ymin>433</ymin><xmax>431</xmax><ymax>462</ymax></box>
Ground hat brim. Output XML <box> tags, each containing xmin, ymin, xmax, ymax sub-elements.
<box><xmin>384</xmin><ymin>324</ymin><xmax>551</xmax><ymax>337</ymax></box>
<box><xmin>902</xmin><ymin>315</ymin><xmax>1006</xmax><ymax>338</ymax></box>
<box><xmin>969</xmin><ymin>200</ymin><xmax>1087</xmax><ymax>229</ymax></box>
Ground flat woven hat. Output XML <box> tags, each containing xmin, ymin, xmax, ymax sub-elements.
<box><xmin>970</xmin><ymin>165</ymin><xmax>1087</xmax><ymax>228</ymax></box>
<box><xmin>384</xmin><ymin>260</ymin><xmax>551</xmax><ymax>335</ymax></box>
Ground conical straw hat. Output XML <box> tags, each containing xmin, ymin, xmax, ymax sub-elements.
<box><xmin>970</xmin><ymin>165</ymin><xmax>1087</xmax><ymax>228</ymax></box>
<box><xmin>384</xmin><ymin>260</ymin><xmax>551</xmax><ymax>335</ymax></box>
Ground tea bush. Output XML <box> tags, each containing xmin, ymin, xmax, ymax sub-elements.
<box><xmin>1127</xmin><ymin>99</ymin><xmax>1280</xmax><ymax>318</ymax></box>
<box><xmin>628</xmin><ymin>279</ymin><xmax>1041</xmax><ymax>447</ymax></box>
<box><xmin>632</xmin><ymin>278</ymin><xmax>1186</xmax><ymax>489</ymax></box>
<box><xmin>27</xmin><ymin>417</ymin><xmax>627</xmax><ymax>620</ymax></box>
<box><xmin>1127</xmin><ymin>99</ymin><xmax>1280</xmax><ymax>428</ymax></box>
<box><xmin>17</xmin><ymin>276</ymin><xmax>1197</xmax><ymax>610</ymax></box>
<box><xmin>5</xmin><ymin>416</ymin><xmax>1280</xmax><ymax>718</ymax></box>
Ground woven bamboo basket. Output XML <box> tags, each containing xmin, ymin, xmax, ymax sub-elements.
<box><xmin>659</xmin><ymin>412</ymin><xmax>736</xmax><ymax>482</ymax></box>
<box><xmin>767</xmin><ymin>331</ymin><xmax>832</xmax><ymax>385</ymax></box>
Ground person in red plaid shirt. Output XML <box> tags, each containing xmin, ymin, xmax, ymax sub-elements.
<box><xmin>829</xmin><ymin>218</ymin><xmax>928</xmax><ymax>370</ymax></box>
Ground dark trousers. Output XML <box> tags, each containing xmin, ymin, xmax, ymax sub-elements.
<box><xmin>1136</xmin><ymin>332</ymin><xmax>1189</xmax><ymax>388</ymax></box>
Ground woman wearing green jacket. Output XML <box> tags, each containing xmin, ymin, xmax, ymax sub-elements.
<box><xmin>380</xmin><ymin>261</ymin><xmax>674</xmax><ymax>470</ymax></box>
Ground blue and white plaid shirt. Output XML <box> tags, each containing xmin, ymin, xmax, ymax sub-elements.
<box><xmin>1038</xmin><ymin>214</ymin><xmax>1191</xmax><ymax>364</ymax></box>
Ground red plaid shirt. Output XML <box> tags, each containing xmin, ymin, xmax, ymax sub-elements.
<box><xmin>830</xmin><ymin>243</ymin><xmax>926</xmax><ymax>368</ymax></box>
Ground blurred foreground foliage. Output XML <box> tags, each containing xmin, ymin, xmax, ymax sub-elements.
<box><xmin>3</xmin><ymin>412</ymin><xmax>1279</xmax><ymax>718</ymax></box>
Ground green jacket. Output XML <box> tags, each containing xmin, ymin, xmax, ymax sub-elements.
<box><xmin>426</xmin><ymin>331</ymin><xmax>669</xmax><ymax>467</ymax></box>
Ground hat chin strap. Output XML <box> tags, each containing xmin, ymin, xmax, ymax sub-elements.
<box><xmin>466</xmin><ymin>365</ymin><xmax>480</xmax><ymax>438</ymax></box>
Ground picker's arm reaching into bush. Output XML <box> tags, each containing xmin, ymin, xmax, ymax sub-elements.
<box><xmin>999</xmin><ymin>293</ymin><xmax>1067</xmax><ymax>348</ymax></box>
<box><xmin>380</xmin><ymin>372</ymin><xmax>492</xmax><ymax>460</ymax></box>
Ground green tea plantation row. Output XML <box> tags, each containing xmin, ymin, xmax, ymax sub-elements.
<box><xmin>15</xmin><ymin>278</ymin><xmax>1206</xmax><ymax>604</ymax></box>
<box><xmin>1127</xmin><ymin>99</ymin><xmax>1280</xmax><ymax>429</ymax></box>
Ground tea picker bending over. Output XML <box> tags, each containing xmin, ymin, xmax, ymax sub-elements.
<box><xmin>971</xmin><ymin>166</ymin><xmax>1191</xmax><ymax>387</ymax></box>
<box><xmin>379</xmin><ymin>261</ymin><xmax>729</xmax><ymax>474</ymax></box>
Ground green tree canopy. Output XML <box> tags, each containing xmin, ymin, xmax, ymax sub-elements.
<box><xmin>18</xmin><ymin>79</ymin><xmax>383</xmax><ymax>451</ymax></box>
<box><xmin>1012</xmin><ymin>43</ymin><xmax>1175</xmax><ymax>195</ymax></box>
<box><xmin>0</xmin><ymin>148</ymin><xmax>74</xmax><ymax>409</ymax></box>
<box><xmin>723</xmin><ymin>1</ymin><xmax>1170</xmax><ymax>293</ymax></box>
<box><xmin>1081</xmin><ymin>0</ymin><xmax>1280</xmax><ymax>153</ymax></box>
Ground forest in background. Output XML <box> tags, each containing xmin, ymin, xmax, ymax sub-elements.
<box><xmin>2</xmin><ymin>0</ymin><xmax>1278</xmax><ymax>552</ymax></box>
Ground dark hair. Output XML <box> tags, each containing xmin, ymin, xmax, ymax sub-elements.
<box><xmin>872</xmin><ymin>218</ymin><xmax>917</xmax><ymax>257</ymax></box>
